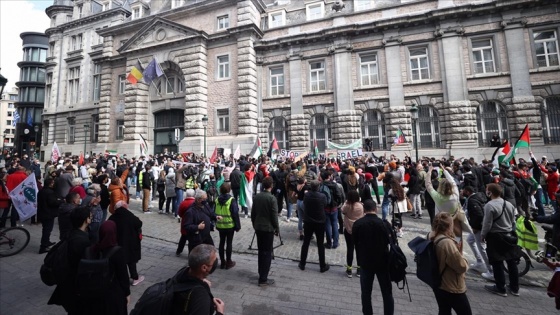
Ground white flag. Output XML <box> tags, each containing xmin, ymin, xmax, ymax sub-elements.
<box><xmin>51</xmin><ymin>142</ymin><xmax>61</xmax><ymax>162</ymax></box>
<box><xmin>9</xmin><ymin>175</ymin><xmax>38</xmax><ymax>221</ymax></box>
<box><xmin>233</xmin><ymin>145</ymin><xmax>240</xmax><ymax>160</ymax></box>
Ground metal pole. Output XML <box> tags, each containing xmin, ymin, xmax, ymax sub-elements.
<box><xmin>413</xmin><ymin>119</ymin><xmax>419</xmax><ymax>163</ymax></box>
<box><xmin>203</xmin><ymin>126</ymin><xmax>207</xmax><ymax>158</ymax></box>
<box><xmin>84</xmin><ymin>127</ymin><xmax>88</xmax><ymax>157</ymax></box>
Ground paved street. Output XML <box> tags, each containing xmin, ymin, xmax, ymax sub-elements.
<box><xmin>1</xmin><ymin>192</ymin><xmax>558</xmax><ymax>314</ymax></box>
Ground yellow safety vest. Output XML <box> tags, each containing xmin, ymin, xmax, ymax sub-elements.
<box><xmin>215</xmin><ymin>197</ymin><xmax>234</xmax><ymax>230</ymax></box>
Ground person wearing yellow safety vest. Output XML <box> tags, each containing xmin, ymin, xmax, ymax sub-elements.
<box><xmin>215</xmin><ymin>182</ymin><xmax>241</xmax><ymax>270</ymax></box>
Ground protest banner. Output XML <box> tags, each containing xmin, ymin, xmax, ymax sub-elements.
<box><xmin>9</xmin><ymin>174</ymin><xmax>38</xmax><ymax>221</ymax></box>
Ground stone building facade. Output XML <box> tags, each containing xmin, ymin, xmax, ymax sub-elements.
<box><xmin>42</xmin><ymin>0</ymin><xmax>560</xmax><ymax>160</ymax></box>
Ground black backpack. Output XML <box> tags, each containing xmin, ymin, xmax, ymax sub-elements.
<box><xmin>130</xmin><ymin>267</ymin><xmax>202</xmax><ymax>315</ymax></box>
<box><xmin>76</xmin><ymin>246</ymin><xmax>120</xmax><ymax>297</ymax></box>
<box><xmin>408</xmin><ymin>236</ymin><xmax>447</xmax><ymax>289</ymax></box>
<box><xmin>288</xmin><ymin>172</ymin><xmax>298</xmax><ymax>191</ymax></box>
<box><xmin>206</xmin><ymin>181</ymin><xmax>217</xmax><ymax>202</ymax></box>
<box><xmin>383</xmin><ymin>220</ymin><xmax>411</xmax><ymax>301</ymax></box>
<box><xmin>319</xmin><ymin>183</ymin><xmax>333</xmax><ymax>206</ymax></box>
<box><xmin>40</xmin><ymin>240</ymin><xmax>69</xmax><ymax>286</ymax></box>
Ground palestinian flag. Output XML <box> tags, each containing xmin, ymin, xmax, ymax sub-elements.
<box><xmin>393</xmin><ymin>127</ymin><xmax>406</xmax><ymax>145</ymax></box>
<box><xmin>209</xmin><ymin>146</ymin><xmax>218</xmax><ymax>163</ymax></box>
<box><xmin>267</xmin><ymin>137</ymin><xmax>279</xmax><ymax>158</ymax></box>
<box><xmin>249</xmin><ymin>137</ymin><xmax>263</xmax><ymax>159</ymax></box>
<box><xmin>314</xmin><ymin>139</ymin><xmax>319</xmax><ymax>158</ymax></box>
<box><xmin>127</xmin><ymin>60</ymin><xmax>144</xmax><ymax>84</ymax></box>
<box><xmin>503</xmin><ymin>124</ymin><xmax>530</xmax><ymax>164</ymax></box>
<box><xmin>491</xmin><ymin>140</ymin><xmax>515</xmax><ymax>166</ymax></box>
<box><xmin>239</xmin><ymin>169</ymin><xmax>255</xmax><ymax>211</ymax></box>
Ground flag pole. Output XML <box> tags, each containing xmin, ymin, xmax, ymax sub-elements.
<box><xmin>155</xmin><ymin>58</ymin><xmax>174</xmax><ymax>95</ymax></box>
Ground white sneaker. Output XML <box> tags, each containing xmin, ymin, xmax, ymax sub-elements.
<box><xmin>470</xmin><ymin>262</ymin><xmax>487</xmax><ymax>273</ymax></box>
<box><xmin>481</xmin><ymin>271</ymin><xmax>494</xmax><ymax>281</ymax></box>
<box><xmin>132</xmin><ymin>275</ymin><xmax>145</xmax><ymax>286</ymax></box>
<box><xmin>285</xmin><ymin>217</ymin><xmax>290</xmax><ymax>222</ymax></box>
<box><xmin>396</xmin><ymin>231</ymin><xmax>404</xmax><ymax>238</ymax></box>
<box><xmin>244</xmin><ymin>214</ymin><xmax>249</xmax><ymax>219</ymax></box>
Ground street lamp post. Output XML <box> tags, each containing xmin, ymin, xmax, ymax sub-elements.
<box><xmin>201</xmin><ymin>115</ymin><xmax>208</xmax><ymax>158</ymax></box>
<box><xmin>410</xmin><ymin>104</ymin><xmax>419</xmax><ymax>163</ymax></box>
<box><xmin>33</xmin><ymin>125</ymin><xmax>39</xmax><ymax>158</ymax></box>
<box><xmin>84</xmin><ymin>124</ymin><xmax>89</xmax><ymax>157</ymax></box>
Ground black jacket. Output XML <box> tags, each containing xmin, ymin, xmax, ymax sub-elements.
<box><xmin>37</xmin><ymin>186</ymin><xmax>63</xmax><ymax>221</ymax></box>
<box><xmin>171</xmin><ymin>268</ymin><xmax>214</xmax><ymax>315</ymax></box>
<box><xmin>109</xmin><ymin>207</ymin><xmax>143</xmax><ymax>263</ymax></box>
<box><xmin>229</xmin><ymin>169</ymin><xmax>242</xmax><ymax>189</ymax></box>
<box><xmin>353</xmin><ymin>213</ymin><xmax>391</xmax><ymax>271</ymax></box>
<box><xmin>500</xmin><ymin>178</ymin><xmax>518</xmax><ymax>208</ymax></box>
<box><xmin>407</xmin><ymin>171</ymin><xmax>421</xmax><ymax>195</ymax></box>
<box><xmin>58</xmin><ymin>203</ymin><xmax>77</xmax><ymax>241</ymax></box>
<box><xmin>184</xmin><ymin>202</ymin><xmax>216</xmax><ymax>246</ymax></box>
<box><xmin>462</xmin><ymin>173</ymin><xmax>479</xmax><ymax>192</ymax></box>
<box><xmin>303</xmin><ymin>191</ymin><xmax>326</xmax><ymax>224</ymax></box>
<box><xmin>536</xmin><ymin>211</ymin><xmax>560</xmax><ymax>249</ymax></box>
<box><xmin>142</xmin><ymin>170</ymin><xmax>153</xmax><ymax>190</ymax></box>
<box><xmin>465</xmin><ymin>192</ymin><xmax>486</xmax><ymax>231</ymax></box>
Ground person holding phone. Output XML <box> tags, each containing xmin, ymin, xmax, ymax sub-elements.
<box><xmin>184</xmin><ymin>190</ymin><xmax>222</xmax><ymax>252</ymax></box>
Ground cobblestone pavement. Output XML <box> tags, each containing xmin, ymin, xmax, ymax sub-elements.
<box><xmin>0</xmin><ymin>190</ymin><xmax>557</xmax><ymax>314</ymax></box>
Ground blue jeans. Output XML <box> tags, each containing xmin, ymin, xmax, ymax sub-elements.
<box><xmin>381</xmin><ymin>191</ymin><xmax>390</xmax><ymax>221</ymax></box>
<box><xmin>325</xmin><ymin>209</ymin><xmax>339</xmax><ymax>247</ymax></box>
<box><xmin>297</xmin><ymin>200</ymin><xmax>304</xmax><ymax>232</ymax></box>
<box><xmin>360</xmin><ymin>268</ymin><xmax>394</xmax><ymax>315</ymax></box>
<box><xmin>175</xmin><ymin>188</ymin><xmax>184</xmax><ymax>211</ymax></box>
<box><xmin>535</xmin><ymin>188</ymin><xmax>546</xmax><ymax>216</ymax></box>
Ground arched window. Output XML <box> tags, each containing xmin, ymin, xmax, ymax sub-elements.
<box><xmin>415</xmin><ymin>106</ymin><xmax>441</xmax><ymax>148</ymax></box>
<box><xmin>477</xmin><ymin>101</ymin><xmax>509</xmax><ymax>147</ymax></box>
<box><xmin>542</xmin><ymin>96</ymin><xmax>560</xmax><ymax>144</ymax></box>
<box><xmin>361</xmin><ymin>110</ymin><xmax>387</xmax><ymax>150</ymax></box>
<box><xmin>268</xmin><ymin>117</ymin><xmax>289</xmax><ymax>150</ymax></box>
<box><xmin>309</xmin><ymin>114</ymin><xmax>331</xmax><ymax>152</ymax></box>
<box><xmin>154</xmin><ymin>75</ymin><xmax>184</xmax><ymax>95</ymax></box>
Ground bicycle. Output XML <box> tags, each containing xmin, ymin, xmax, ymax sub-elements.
<box><xmin>0</xmin><ymin>226</ymin><xmax>30</xmax><ymax>257</ymax></box>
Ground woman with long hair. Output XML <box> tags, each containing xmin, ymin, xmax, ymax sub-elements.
<box><xmin>406</xmin><ymin>163</ymin><xmax>422</xmax><ymax>219</ymax></box>
<box><xmin>156</xmin><ymin>170</ymin><xmax>166</xmax><ymax>213</ymax></box>
<box><xmin>388</xmin><ymin>178</ymin><xmax>408</xmax><ymax>237</ymax></box>
<box><xmin>215</xmin><ymin>182</ymin><xmax>241</xmax><ymax>269</ymax></box>
<box><xmin>429</xmin><ymin>212</ymin><xmax>472</xmax><ymax>315</ymax></box>
<box><xmin>341</xmin><ymin>190</ymin><xmax>364</xmax><ymax>278</ymax></box>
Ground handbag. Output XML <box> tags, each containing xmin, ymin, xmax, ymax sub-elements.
<box><xmin>406</xmin><ymin>197</ymin><xmax>413</xmax><ymax>212</ymax></box>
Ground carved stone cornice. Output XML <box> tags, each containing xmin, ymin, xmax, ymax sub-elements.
<box><xmin>433</xmin><ymin>26</ymin><xmax>465</xmax><ymax>38</ymax></box>
<box><xmin>501</xmin><ymin>17</ymin><xmax>528</xmax><ymax>29</ymax></box>
<box><xmin>382</xmin><ymin>36</ymin><xmax>402</xmax><ymax>46</ymax></box>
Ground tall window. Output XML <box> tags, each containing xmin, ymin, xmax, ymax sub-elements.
<box><xmin>306</xmin><ymin>2</ymin><xmax>324</xmax><ymax>21</ymax></box>
<box><xmin>217</xmin><ymin>15</ymin><xmax>229</xmax><ymax>30</ymax></box>
<box><xmin>71</xmin><ymin>34</ymin><xmax>82</xmax><ymax>50</ymax></box>
<box><xmin>217</xmin><ymin>109</ymin><xmax>229</xmax><ymax>133</ymax></box>
<box><xmin>409</xmin><ymin>46</ymin><xmax>430</xmax><ymax>80</ymax></box>
<box><xmin>362</xmin><ymin>110</ymin><xmax>387</xmax><ymax>150</ymax></box>
<box><xmin>118</xmin><ymin>74</ymin><xmax>126</xmax><ymax>95</ymax></box>
<box><xmin>309</xmin><ymin>60</ymin><xmax>326</xmax><ymax>92</ymax></box>
<box><xmin>270</xmin><ymin>67</ymin><xmax>284</xmax><ymax>96</ymax></box>
<box><xmin>477</xmin><ymin>101</ymin><xmax>509</xmax><ymax>147</ymax></box>
<box><xmin>217</xmin><ymin>55</ymin><xmax>230</xmax><ymax>79</ymax></box>
<box><xmin>68</xmin><ymin>66</ymin><xmax>80</xmax><ymax>104</ymax></box>
<box><xmin>46</xmin><ymin>73</ymin><xmax>52</xmax><ymax>106</ymax></box>
<box><xmin>93</xmin><ymin>63</ymin><xmax>101</xmax><ymax>101</ymax></box>
<box><xmin>471</xmin><ymin>38</ymin><xmax>495</xmax><ymax>74</ymax></box>
<box><xmin>415</xmin><ymin>106</ymin><xmax>441</xmax><ymax>148</ymax></box>
<box><xmin>92</xmin><ymin>115</ymin><xmax>99</xmax><ymax>143</ymax></box>
<box><xmin>49</xmin><ymin>42</ymin><xmax>55</xmax><ymax>57</ymax></box>
<box><xmin>534</xmin><ymin>30</ymin><xmax>559</xmax><ymax>67</ymax></box>
<box><xmin>132</xmin><ymin>7</ymin><xmax>140</xmax><ymax>19</ymax></box>
<box><xmin>541</xmin><ymin>96</ymin><xmax>560</xmax><ymax>144</ymax></box>
<box><xmin>360</xmin><ymin>53</ymin><xmax>378</xmax><ymax>86</ymax></box>
<box><xmin>309</xmin><ymin>114</ymin><xmax>331</xmax><ymax>152</ymax></box>
<box><xmin>77</xmin><ymin>4</ymin><xmax>83</xmax><ymax>18</ymax></box>
<box><xmin>268</xmin><ymin>117</ymin><xmax>289</xmax><ymax>150</ymax></box>
<box><xmin>269</xmin><ymin>11</ymin><xmax>284</xmax><ymax>28</ymax></box>
<box><xmin>116</xmin><ymin>120</ymin><xmax>125</xmax><ymax>140</ymax></box>
<box><xmin>68</xmin><ymin>121</ymin><xmax>75</xmax><ymax>144</ymax></box>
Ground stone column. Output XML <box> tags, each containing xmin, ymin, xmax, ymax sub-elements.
<box><xmin>502</xmin><ymin>18</ymin><xmax>542</xmax><ymax>141</ymax></box>
<box><xmin>237</xmin><ymin>37</ymin><xmax>258</xmax><ymax>135</ymax></box>
<box><xmin>436</xmin><ymin>27</ymin><xmax>477</xmax><ymax>149</ymax></box>
<box><xmin>288</xmin><ymin>52</ymin><xmax>307</xmax><ymax>151</ymax></box>
<box><xmin>331</xmin><ymin>110</ymin><xmax>361</xmax><ymax>144</ymax></box>
<box><xmin>180</xmin><ymin>44</ymin><xmax>208</xmax><ymax>137</ymax></box>
<box><xmin>97</xmin><ymin>62</ymin><xmax>112</xmax><ymax>143</ymax></box>
<box><xmin>290</xmin><ymin>114</ymin><xmax>308</xmax><ymax>152</ymax></box>
<box><xmin>237</xmin><ymin>0</ymin><xmax>260</xmax><ymax>26</ymax></box>
<box><xmin>123</xmin><ymin>57</ymin><xmax>150</xmax><ymax>144</ymax></box>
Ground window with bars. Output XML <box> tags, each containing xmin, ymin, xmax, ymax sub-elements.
<box><xmin>93</xmin><ymin>63</ymin><xmax>101</xmax><ymax>101</ymax></box>
<box><xmin>217</xmin><ymin>55</ymin><xmax>230</xmax><ymax>79</ymax></box>
<box><xmin>361</xmin><ymin>110</ymin><xmax>387</xmax><ymax>150</ymax></box>
<box><xmin>533</xmin><ymin>30</ymin><xmax>560</xmax><ymax>68</ymax></box>
<box><xmin>476</xmin><ymin>101</ymin><xmax>509</xmax><ymax>147</ymax></box>
<box><xmin>217</xmin><ymin>109</ymin><xmax>230</xmax><ymax>133</ymax></box>
<box><xmin>541</xmin><ymin>96</ymin><xmax>560</xmax><ymax>144</ymax></box>
<box><xmin>471</xmin><ymin>38</ymin><xmax>496</xmax><ymax>74</ymax></box>
<box><xmin>217</xmin><ymin>15</ymin><xmax>229</xmax><ymax>30</ymax></box>
<box><xmin>67</xmin><ymin>66</ymin><xmax>80</xmax><ymax>104</ymax></box>
<box><xmin>309</xmin><ymin>61</ymin><xmax>326</xmax><ymax>92</ymax></box>
<box><xmin>270</xmin><ymin>67</ymin><xmax>284</xmax><ymax>96</ymax></box>
<box><xmin>268</xmin><ymin>117</ymin><xmax>289</xmax><ymax>150</ymax></box>
<box><xmin>409</xmin><ymin>46</ymin><xmax>430</xmax><ymax>80</ymax></box>
<box><xmin>309</xmin><ymin>114</ymin><xmax>331</xmax><ymax>152</ymax></box>
<box><xmin>360</xmin><ymin>53</ymin><xmax>379</xmax><ymax>86</ymax></box>
<box><xmin>414</xmin><ymin>106</ymin><xmax>441</xmax><ymax>148</ymax></box>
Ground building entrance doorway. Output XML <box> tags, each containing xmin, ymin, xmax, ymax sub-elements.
<box><xmin>154</xmin><ymin>110</ymin><xmax>184</xmax><ymax>155</ymax></box>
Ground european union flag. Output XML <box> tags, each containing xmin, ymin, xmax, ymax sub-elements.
<box><xmin>27</xmin><ymin>110</ymin><xmax>33</xmax><ymax>126</ymax></box>
<box><xmin>12</xmin><ymin>111</ymin><xmax>20</xmax><ymax>127</ymax></box>
<box><xmin>142</xmin><ymin>58</ymin><xmax>163</xmax><ymax>84</ymax></box>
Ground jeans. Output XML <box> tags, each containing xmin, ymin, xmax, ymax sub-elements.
<box><xmin>176</xmin><ymin>235</ymin><xmax>188</xmax><ymax>255</ymax></box>
<box><xmin>126</xmin><ymin>177</ymin><xmax>132</xmax><ymax>189</ymax></box>
<box><xmin>142</xmin><ymin>189</ymin><xmax>150</xmax><ymax>211</ymax></box>
<box><xmin>101</xmin><ymin>207</ymin><xmax>108</xmax><ymax>223</ymax></box>
<box><xmin>433</xmin><ymin>287</ymin><xmax>472</xmax><ymax>315</ymax></box>
<box><xmin>381</xmin><ymin>191</ymin><xmax>390</xmax><ymax>220</ymax></box>
<box><xmin>0</xmin><ymin>206</ymin><xmax>17</xmax><ymax>228</ymax></box>
<box><xmin>40</xmin><ymin>218</ymin><xmax>55</xmax><ymax>249</ymax></box>
<box><xmin>466</xmin><ymin>230</ymin><xmax>490</xmax><ymax>270</ymax></box>
<box><xmin>300</xmin><ymin>222</ymin><xmax>326</xmax><ymax>268</ymax></box>
<box><xmin>535</xmin><ymin>188</ymin><xmax>546</xmax><ymax>216</ymax></box>
<box><xmin>344</xmin><ymin>229</ymin><xmax>359</xmax><ymax>267</ymax></box>
<box><xmin>175</xmin><ymin>188</ymin><xmax>184</xmax><ymax>211</ymax></box>
<box><xmin>287</xmin><ymin>202</ymin><xmax>295</xmax><ymax>219</ymax></box>
<box><xmin>218</xmin><ymin>228</ymin><xmax>235</xmax><ymax>262</ymax></box>
<box><xmin>542</xmin><ymin>185</ymin><xmax>550</xmax><ymax>205</ymax></box>
<box><xmin>325</xmin><ymin>210</ymin><xmax>339</xmax><ymax>247</ymax></box>
<box><xmin>296</xmin><ymin>200</ymin><xmax>304</xmax><ymax>232</ymax></box>
<box><xmin>491</xmin><ymin>259</ymin><xmax>519</xmax><ymax>292</ymax></box>
<box><xmin>360</xmin><ymin>268</ymin><xmax>394</xmax><ymax>315</ymax></box>
<box><xmin>82</xmin><ymin>181</ymin><xmax>89</xmax><ymax>191</ymax></box>
<box><xmin>166</xmin><ymin>197</ymin><xmax>177</xmax><ymax>215</ymax></box>
<box><xmin>256</xmin><ymin>230</ymin><xmax>274</xmax><ymax>283</ymax></box>
<box><xmin>409</xmin><ymin>194</ymin><xmax>422</xmax><ymax>215</ymax></box>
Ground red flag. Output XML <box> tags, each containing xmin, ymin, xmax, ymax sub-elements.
<box><xmin>209</xmin><ymin>146</ymin><xmax>218</xmax><ymax>163</ymax></box>
<box><xmin>271</xmin><ymin>138</ymin><xmax>279</xmax><ymax>150</ymax></box>
<box><xmin>79</xmin><ymin>152</ymin><xmax>84</xmax><ymax>166</ymax></box>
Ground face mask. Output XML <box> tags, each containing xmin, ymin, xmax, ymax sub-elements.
<box><xmin>209</xmin><ymin>259</ymin><xmax>218</xmax><ymax>274</ymax></box>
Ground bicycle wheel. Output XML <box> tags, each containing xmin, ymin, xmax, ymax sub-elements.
<box><xmin>0</xmin><ymin>227</ymin><xmax>30</xmax><ymax>257</ymax></box>
<box><xmin>503</xmin><ymin>251</ymin><xmax>531</xmax><ymax>277</ymax></box>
